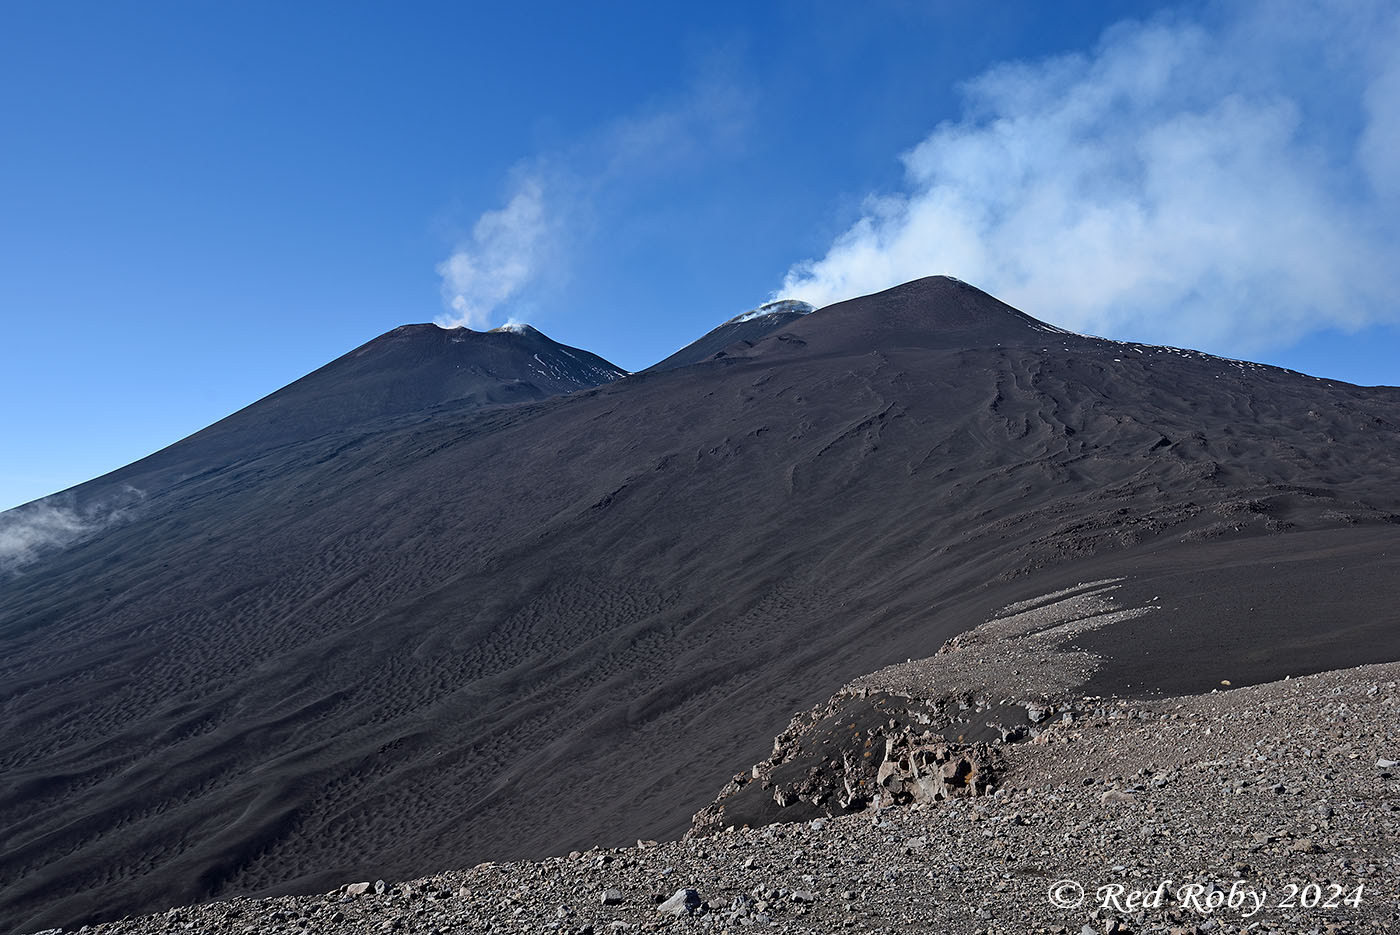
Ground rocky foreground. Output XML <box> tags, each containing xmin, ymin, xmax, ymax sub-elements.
<box><xmin>37</xmin><ymin>588</ymin><xmax>1400</xmax><ymax>935</ymax></box>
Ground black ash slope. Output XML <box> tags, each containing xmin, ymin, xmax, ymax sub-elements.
<box><xmin>2</xmin><ymin>277</ymin><xmax>1400</xmax><ymax>934</ymax></box>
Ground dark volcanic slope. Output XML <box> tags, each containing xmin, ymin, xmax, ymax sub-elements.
<box><xmin>646</xmin><ymin>299</ymin><xmax>813</xmax><ymax>371</ymax></box>
<box><xmin>3</xmin><ymin>277</ymin><xmax>1400</xmax><ymax>934</ymax></box>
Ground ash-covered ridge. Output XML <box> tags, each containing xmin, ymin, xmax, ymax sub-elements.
<box><xmin>361</xmin><ymin>321</ymin><xmax>628</xmax><ymax>391</ymax></box>
<box><xmin>646</xmin><ymin>298</ymin><xmax>815</xmax><ymax>372</ymax></box>
<box><xmin>649</xmin><ymin>277</ymin><xmax>1097</xmax><ymax>374</ymax></box>
<box><xmin>720</xmin><ymin>298</ymin><xmax>816</xmax><ymax>326</ymax></box>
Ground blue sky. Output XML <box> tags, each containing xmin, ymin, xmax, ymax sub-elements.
<box><xmin>3</xmin><ymin>0</ymin><xmax>1399</xmax><ymax>511</ymax></box>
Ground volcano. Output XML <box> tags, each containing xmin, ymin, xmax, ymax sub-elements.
<box><xmin>3</xmin><ymin>277</ymin><xmax>1399</xmax><ymax>934</ymax></box>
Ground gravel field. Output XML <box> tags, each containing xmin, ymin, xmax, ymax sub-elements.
<box><xmin>56</xmin><ymin>656</ymin><xmax>1400</xmax><ymax>935</ymax></box>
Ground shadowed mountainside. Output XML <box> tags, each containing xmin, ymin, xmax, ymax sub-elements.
<box><xmin>2</xmin><ymin>277</ymin><xmax>1399</xmax><ymax>933</ymax></box>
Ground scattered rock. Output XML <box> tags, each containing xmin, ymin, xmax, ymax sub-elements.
<box><xmin>656</xmin><ymin>888</ymin><xmax>701</xmax><ymax>916</ymax></box>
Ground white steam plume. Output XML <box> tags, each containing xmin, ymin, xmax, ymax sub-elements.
<box><xmin>435</xmin><ymin>62</ymin><xmax>750</xmax><ymax>330</ymax></box>
<box><xmin>780</xmin><ymin>2</ymin><xmax>1400</xmax><ymax>354</ymax></box>
<box><xmin>436</xmin><ymin>178</ymin><xmax>549</xmax><ymax>330</ymax></box>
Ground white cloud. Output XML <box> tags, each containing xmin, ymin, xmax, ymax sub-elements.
<box><xmin>0</xmin><ymin>486</ymin><xmax>145</xmax><ymax>573</ymax></box>
<box><xmin>780</xmin><ymin>2</ymin><xmax>1400</xmax><ymax>354</ymax></box>
<box><xmin>1358</xmin><ymin>14</ymin><xmax>1400</xmax><ymax>199</ymax></box>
